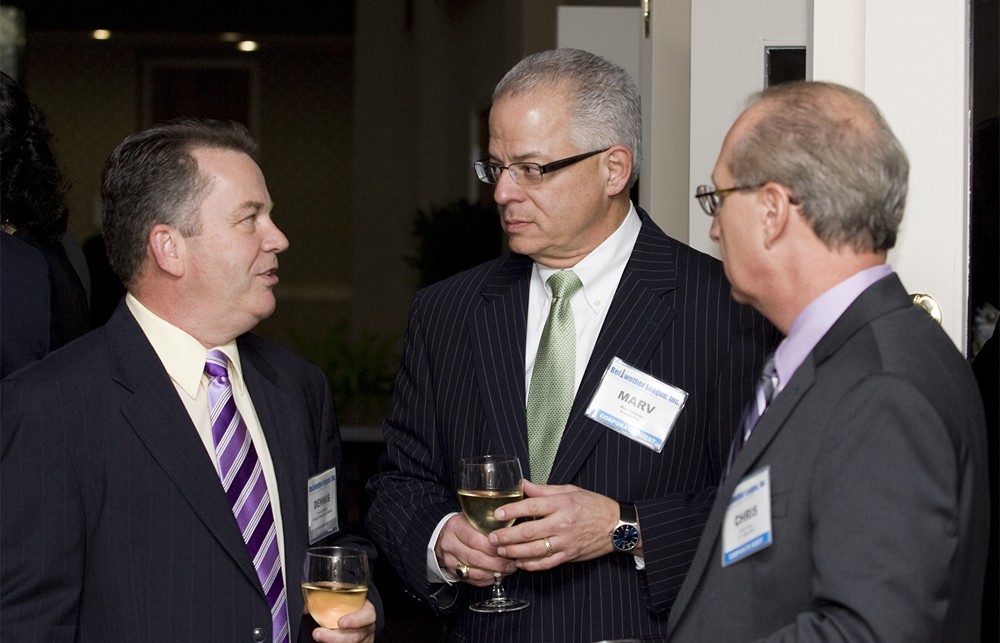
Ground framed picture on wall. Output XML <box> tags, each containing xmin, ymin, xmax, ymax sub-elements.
<box><xmin>142</xmin><ymin>58</ymin><xmax>259</xmax><ymax>132</ymax></box>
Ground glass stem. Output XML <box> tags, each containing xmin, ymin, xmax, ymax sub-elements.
<box><xmin>491</xmin><ymin>573</ymin><xmax>505</xmax><ymax>600</ymax></box>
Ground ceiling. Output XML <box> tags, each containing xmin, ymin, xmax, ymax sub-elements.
<box><xmin>7</xmin><ymin>1</ymin><xmax>354</xmax><ymax>36</ymax></box>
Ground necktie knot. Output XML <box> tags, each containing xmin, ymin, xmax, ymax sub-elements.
<box><xmin>205</xmin><ymin>349</ymin><xmax>230</xmax><ymax>380</ymax></box>
<box><xmin>547</xmin><ymin>270</ymin><xmax>583</xmax><ymax>300</ymax></box>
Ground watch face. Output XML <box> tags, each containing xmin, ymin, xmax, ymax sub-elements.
<box><xmin>612</xmin><ymin>524</ymin><xmax>639</xmax><ymax>551</ymax></box>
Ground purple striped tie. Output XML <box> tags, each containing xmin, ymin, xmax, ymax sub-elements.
<box><xmin>725</xmin><ymin>354</ymin><xmax>778</xmax><ymax>479</ymax></box>
<box><xmin>205</xmin><ymin>350</ymin><xmax>289</xmax><ymax>643</ymax></box>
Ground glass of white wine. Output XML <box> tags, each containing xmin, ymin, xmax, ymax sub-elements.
<box><xmin>458</xmin><ymin>454</ymin><xmax>529</xmax><ymax>613</ymax></box>
<box><xmin>302</xmin><ymin>545</ymin><xmax>369</xmax><ymax>629</ymax></box>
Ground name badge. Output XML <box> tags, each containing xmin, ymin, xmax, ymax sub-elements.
<box><xmin>584</xmin><ymin>356</ymin><xmax>688</xmax><ymax>452</ymax></box>
<box><xmin>307</xmin><ymin>467</ymin><xmax>339</xmax><ymax>544</ymax></box>
<box><xmin>721</xmin><ymin>466</ymin><xmax>772</xmax><ymax>566</ymax></box>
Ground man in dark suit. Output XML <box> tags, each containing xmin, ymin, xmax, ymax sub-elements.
<box><xmin>667</xmin><ymin>81</ymin><xmax>989</xmax><ymax>642</ymax></box>
<box><xmin>1</xmin><ymin>119</ymin><xmax>378</xmax><ymax>643</ymax></box>
<box><xmin>365</xmin><ymin>48</ymin><xmax>777</xmax><ymax>642</ymax></box>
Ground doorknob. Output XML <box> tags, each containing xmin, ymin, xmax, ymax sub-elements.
<box><xmin>911</xmin><ymin>293</ymin><xmax>942</xmax><ymax>325</ymax></box>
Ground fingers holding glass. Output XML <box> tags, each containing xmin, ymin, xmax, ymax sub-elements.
<box><xmin>457</xmin><ymin>454</ymin><xmax>529</xmax><ymax>613</ymax></box>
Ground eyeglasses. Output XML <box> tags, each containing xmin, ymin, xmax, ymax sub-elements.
<box><xmin>694</xmin><ymin>183</ymin><xmax>764</xmax><ymax>216</ymax></box>
<box><xmin>474</xmin><ymin>148</ymin><xmax>609</xmax><ymax>186</ymax></box>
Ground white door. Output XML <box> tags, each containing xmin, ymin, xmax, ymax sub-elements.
<box><xmin>558</xmin><ymin>1</ymin><xmax>971</xmax><ymax>349</ymax></box>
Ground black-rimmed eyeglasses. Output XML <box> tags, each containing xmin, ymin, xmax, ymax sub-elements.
<box><xmin>474</xmin><ymin>148</ymin><xmax>609</xmax><ymax>186</ymax></box>
<box><xmin>694</xmin><ymin>183</ymin><xmax>764</xmax><ymax>216</ymax></box>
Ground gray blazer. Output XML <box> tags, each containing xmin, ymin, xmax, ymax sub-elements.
<box><xmin>667</xmin><ymin>273</ymin><xmax>990</xmax><ymax>642</ymax></box>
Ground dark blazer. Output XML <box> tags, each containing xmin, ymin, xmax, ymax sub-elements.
<box><xmin>667</xmin><ymin>274</ymin><xmax>990</xmax><ymax>642</ymax></box>
<box><xmin>0</xmin><ymin>302</ymin><xmax>379</xmax><ymax>643</ymax></box>
<box><xmin>12</xmin><ymin>228</ymin><xmax>90</xmax><ymax>350</ymax></box>
<box><xmin>366</xmin><ymin>210</ymin><xmax>778</xmax><ymax>642</ymax></box>
<box><xmin>1</xmin><ymin>232</ymin><xmax>50</xmax><ymax>377</ymax></box>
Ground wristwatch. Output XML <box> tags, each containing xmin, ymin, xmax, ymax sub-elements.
<box><xmin>610</xmin><ymin>502</ymin><xmax>640</xmax><ymax>553</ymax></box>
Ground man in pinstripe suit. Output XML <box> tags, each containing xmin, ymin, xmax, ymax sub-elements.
<box><xmin>366</xmin><ymin>48</ymin><xmax>777</xmax><ymax>642</ymax></box>
<box><xmin>1</xmin><ymin>119</ymin><xmax>378</xmax><ymax>642</ymax></box>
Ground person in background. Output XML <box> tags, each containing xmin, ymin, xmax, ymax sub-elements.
<box><xmin>0</xmin><ymin>70</ymin><xmax>89</xmax><ymax>370</ymax></box>
<box><xmin>1</xmin><ymin>118</ymin><xmax>380</xmax><ymax>643</ymax></box>
<box><xmin>667</xmin><ymin>81</ymin><xmax>989</xmax><ymax>642</ymax></box>
<box><xmin>366</xmin><ymin>48</ymin><xmax>777</xmax><ymax>642</ymax></box>
<box><xmin>0</xmin><ymin>230</ymin><xmax>50</xmax><ymax>377</ymax></box>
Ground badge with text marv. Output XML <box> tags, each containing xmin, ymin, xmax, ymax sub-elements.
<box><xmin>585</xmin><ymin>357</ymin><xmax>688</xmax><ymax>452</ymax></box>
<box><xmin>722</xmin><ymin>466</ymin><xmax>772</xmax><ymax>566</ymax></box>
<box><xmin>307</xmin><ymin>467</ymin><xmax>339</xmax><ymax>544</ymax></box>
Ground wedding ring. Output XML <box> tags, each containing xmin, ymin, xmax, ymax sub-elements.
<box><xmin>455</xmin><ymin>561</ymin><xmax>470</xmax><ymax>579</ymax></box>
<box><xmin>543</xmin><ymin>536</ymin><xmax>554</xmax><ymax>557</ymax></box>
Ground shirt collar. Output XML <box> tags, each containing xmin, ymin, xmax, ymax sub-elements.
<box><xmin>774</xmin><ymin>263</ymin><xmax>894</xmax><ymax>388</ymax></box>
<box><xmin>534</xmin><ymin>204</ymin><xmax>641</xmax><ymax>315</ymax></box>
<box><xmin>125</xmin><ymin>293</ymin><xmax>245</xmax><ymax>399</ymax></box>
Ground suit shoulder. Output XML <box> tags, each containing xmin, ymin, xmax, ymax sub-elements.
<box><xmin>238</xmin><ymin>333</ymin><xmax>324</xmax><ymax>377</ymax></box>
<box><xmin>411</xmin><ymin>254</ymin><xmax>528</xmax><ymax>307</ymax></box>
<box><xmin>1</xmin><ymin>325</ymin><xmax>111</xmax><ymax>387</ymax></box>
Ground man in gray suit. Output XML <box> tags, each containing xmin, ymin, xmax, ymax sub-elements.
<box><xmin>366</xmin><ymin>48</ymin><xmax>777</xmax><ymax>642</ymax></box>
<box><xmin>1</xmin><ymin>119</ymin><xmax>378</xmax><ymax>643</ymax></box>
<box><xmin>667</xmin><ymin>81</ymin><xmax>989</xmax><ymax>641</ymax></box>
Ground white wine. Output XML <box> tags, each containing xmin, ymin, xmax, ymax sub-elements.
<box><xmin>458</xmin><ymin>489</ymin><xmax>523</xmax><ymax>534</ymax></box>
<box><xmin>301</xmin><ymin>581</ymin><xmax>368</xmax><ymax>629</ymax></box>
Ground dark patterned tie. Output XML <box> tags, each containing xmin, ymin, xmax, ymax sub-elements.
<box><xmin>205</xmin><ymin>350</ymin><xmax>289</xmax><ymax>643</ymax></box>
<box><xmin>725</xmin><ymin>353</ymin><xmax>778</xmax><ymax>478</ymax></box>
<box><xmin>526</xmin><ymin>270</ymin><xmax>583</xmax><ymax>483</ymax></box>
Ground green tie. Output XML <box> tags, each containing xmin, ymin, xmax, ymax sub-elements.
<box><xmin>527</xmin><ymin>270</ymin><xmax>583</xmax><ymax>483</ymax></box>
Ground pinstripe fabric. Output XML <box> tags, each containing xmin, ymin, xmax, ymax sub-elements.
<box><xmin>0</xmin><ymin>304</ymin><xmax>379</xmax><ymax>643</ymax></box>
<box><xmin>366</xmin><ymin>210</ymin><xmax>779</xmax><ymax>642</ymax></box>
<box><xmin>667</xmin><ymin>274</ymin><xmax>990</xmax><ymax>642</ymax></box>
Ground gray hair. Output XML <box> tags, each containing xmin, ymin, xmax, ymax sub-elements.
<box><xmin>493</xmin><ymin>48</ymin><xmax>642</xmax><ymax>188</ymax></box>
<box><xmin>728</xmin><ymin>81</ymin><xmax>908</xmax><ymax>252</ymax></box>
<box><xmin>101</xmin><ymin>118</ymin><xmax>258</xmax><ymax>287</ymax></box>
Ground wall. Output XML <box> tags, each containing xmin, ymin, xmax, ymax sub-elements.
<box><xmin>20</xmin><ymin>31</ymin><xmax>355</xmax><ymax>347</ymax></box>
<box><xmin>687</xmin><ymin>0</ymin><xmax>808</xmax><ymax>257</ymax></box>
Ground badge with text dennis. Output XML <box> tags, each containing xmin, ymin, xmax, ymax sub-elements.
<box><xmin>307</xmin><ymin>467</ymin><xmax>340</xmax><ymax>544</ymax></box>
<box><xmin>585</xmin><ymin>356</ymin><xmax>688</xmax><ymax>452</ymax></box>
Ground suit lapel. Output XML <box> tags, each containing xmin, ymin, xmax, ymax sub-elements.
<box><xmin>239</xmin><ymin>340</ymin><xmax>308</xmax><ymax>631</ymax></box>
<box><xmin>108</xmin><ymin>307</ymin><xmax>262</xmax><ymax>592</ymax></box>
<box><xmin>549</xmin><ymin>212</ymin><xmax>678</xmax><ymax>484</ymax></box>
<box><xmin>470</xmin><ymin>254</ymin><xmax>534</xmax><ymax>468</ymax></box>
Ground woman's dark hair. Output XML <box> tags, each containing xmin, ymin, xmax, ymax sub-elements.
<box><xmin>0</xmin><ymin>71</ymin><xmax>70</xmax><ymax>245</ymax></box>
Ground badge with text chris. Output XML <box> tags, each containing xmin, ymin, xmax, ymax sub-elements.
<box><xmin>585</xmin><ymin>356</ymin><xmax>688</xmax><ymax>452</ymax></box>
<box><xmin>722</xmin><ymin>466</ymin><xmax>773</xmax><ymax>566</ymax></box>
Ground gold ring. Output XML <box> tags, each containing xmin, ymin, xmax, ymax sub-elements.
<box><xmin>455</xmin><ymin>561</ymin><xmax>470</xmax><ymax>579</ymax></box>
<box><xmin>543</xmin><ymin>537</ymin><xmax>554</xmax><ymax>557</ymax></box>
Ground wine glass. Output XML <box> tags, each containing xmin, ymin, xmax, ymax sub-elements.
<box><xmin>457</xmin><ymin>454</ymin><xmax>529</xmax><ymax>613</ymax></box>
<box><xmin>301</xmin><ymin>546</ymin><xmax>369</xmax><ymax>629</ymax></box>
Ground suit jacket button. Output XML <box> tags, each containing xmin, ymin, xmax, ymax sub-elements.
<box><xmin>250</xmin><ymin>627</ymin><xmax>267</xmax><ymax>642</ymax></box>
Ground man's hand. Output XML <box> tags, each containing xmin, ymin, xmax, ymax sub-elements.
<box><xmin>489</xmin><ymin>480</ymin><xmax>633</xmax><ymax>570</ymax></box>
<box><xmin>434</xmin><ymin>512</ymin><xmax>517</xmax><ymax>587</ymax></box>
<box><xmin>310</xmin><ymin>599</ymin><xmax>377</xmax><ymax>642</ymax></box>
